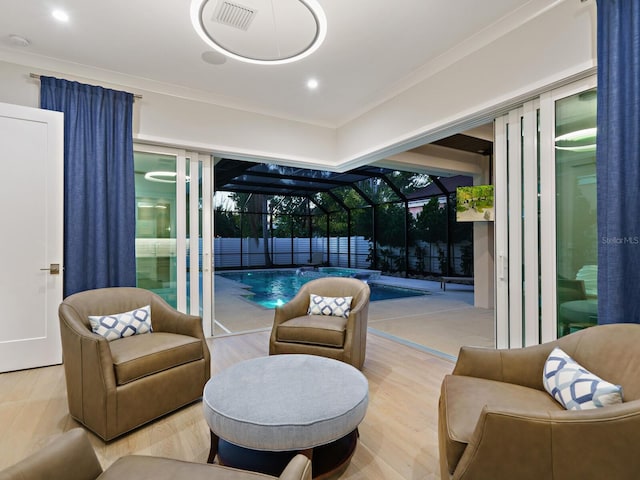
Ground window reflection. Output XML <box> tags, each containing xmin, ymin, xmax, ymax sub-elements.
<box><xmin>555</xmin><ymin>89</ymin><xmax>597</xmax><ymax>337</ymax></box>
<box><xmin>134</xmin><ymin>152</ymin><xmax>178</xmax><ymax>307</ymax></box>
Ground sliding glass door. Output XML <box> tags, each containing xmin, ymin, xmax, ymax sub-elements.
<box><xmin>134</xmin><ymin>146</ymin><xmax>213</xmax><ymax>336</ymax></box>
<box><xmin>134</xmin><ymin>151</ymin><xmax>178</xmax><ymax>305</ymax></box>
<box><xmin>547</xmin><ymin>83</ymin><xmax>598</xmax><ymax>338</ymax></box>
<box><xmin>495</xmin><ymin>75</ymin><xmax>597</xmax><ymax>347</ymax></box>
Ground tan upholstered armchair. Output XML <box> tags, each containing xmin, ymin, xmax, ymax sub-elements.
<box><xmin>438</xmin><ymin>324</ymin><xmax>640</xmax><ymax>480</ymax></box>
<box><xmin>58</xmin><ymin>287</ymin><xmax>211</xmax><ymax>441</ymax></box>
<box><xmin>0</xmin><ymin>429</ymin><xmax>312</xmax><ymax>480</ymax></box>
<box><xmin>269</xmin><ymin>277</ymin><xmax>370</xmax><ymax>369</ymax></box>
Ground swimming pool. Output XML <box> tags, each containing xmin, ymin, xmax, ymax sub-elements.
<box><xmin>217</xmin><ymin>269</ymin><xmax>428</xmax><ymax>309</ymax></box>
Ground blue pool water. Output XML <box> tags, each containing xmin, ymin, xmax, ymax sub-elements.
<box><xmin>218</xmin><ymin>269</ymin><xmax>428</xmax><ymax>309</ymax></box>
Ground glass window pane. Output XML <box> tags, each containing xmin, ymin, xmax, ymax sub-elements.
<box><xmin>555</xmin><ymin>88</ymin><xmax>598</xmax><ymax>337</ymax></box>
<box><xmin>134</xmin><ymin>152</ymin><xmax>177</xmax><ymax>307</ymax></box>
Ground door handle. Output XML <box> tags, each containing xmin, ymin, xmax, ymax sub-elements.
<box><xmin>497</xmin><ymin>254</ymin><xmax>507</xmax><ymax>281</ymax></box>
<box><xmin>40</xmin><ymin>263</ymin><xmax>60</xmax><ymax>275</ymax></box>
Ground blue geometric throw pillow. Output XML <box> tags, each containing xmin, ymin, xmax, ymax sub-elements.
<box><xmin>542</xmin><ymin>347</ymin><xmax>623</xmax><ymax>410</ymax></box>
<box><xmin>89</xmin><ymin>305</ymin><xmax>153</xmax><ymax>342</ymax></box>
<box><xmin>307</xmin><ymin>294</ymin><xmax>353</xmax><ymax>318</ymax></box>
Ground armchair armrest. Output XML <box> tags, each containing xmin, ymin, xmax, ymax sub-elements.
<box><xmin>344</xmin><ymin>292</ymin><xmax>369</xmax><ymax>337</ymax></box>
<box><xmin>59</xmin><ymin>303</ymin><xmax>116</xmax><ymax>388</ymax></box>
<box><xmin>279</xmin><ymin>454</ymin><xmax>312</xmax><ymax>480</ymax></box>
<box><xmin>147</xmin><ymin>297</ymin><xmax>211</xmax><ymax>378</ymax></box>
<box><xmin>148</xmin><ymin>297</ymin><xmax>204</xmax><ymax>338</ymax></box>
<box><xmin>348</xmin><ymin>291</ymin><xmax>369</xmax><ymax>316</ymax></box>
<box><xmin>58</xmin><ymin>303</ymin><xmax>109</xmax><ymax>342</ymax></box>
<box><xmin>0</xmin><ymin>429</ymin><xmax>103</xmax><ymax>480</ymax></box>
<box><xmin>453</xmin><ymin>343</ymin><xmax>558</xmax><ymax>391</ymax></box>
<box><xmin>273</xmin><ymin>292</ymin><xmax>310</xmax><ymax>326</ymax></box>
<box><xmin>455</xmin><ymin>401</ymin><xmax>640</xmax><ymax>480</ymax></box>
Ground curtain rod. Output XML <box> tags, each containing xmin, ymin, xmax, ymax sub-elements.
<box><xmin>30</xmin><ymin>73</ymin><xmax>143</xmax><ymax>100</ymax></box>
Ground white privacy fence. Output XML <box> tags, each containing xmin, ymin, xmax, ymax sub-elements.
<box><xmin>137</xmin><ymin>237</ymin><xmax>470</xmax><ymax>274</ymax></box>
<box><xmin>209</xmin><ymin>236</ymin><xmax>471</xmax><ymax>274</ymax></box>
<box><xmin>212</xmin><ymin>236</ymin><xmax>371</xmax><ymax>268</ymax></box>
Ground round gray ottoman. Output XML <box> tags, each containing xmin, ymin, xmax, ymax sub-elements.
<box><xmin>203</xmin><ymin>354</ymin><xmax>369</xmax><ymax>477</ymax></box>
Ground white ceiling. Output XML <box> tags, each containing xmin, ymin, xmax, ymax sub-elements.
<box><xmin>1</xmin><ymin>0</ymin><xmax>547</xmax><ymax>128</ymax></box>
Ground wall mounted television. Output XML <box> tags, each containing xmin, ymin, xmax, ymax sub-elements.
<box><xmin>456</xmin><ymin>185</ymin><xmax>494</xmax><ymax>222</ymax></box>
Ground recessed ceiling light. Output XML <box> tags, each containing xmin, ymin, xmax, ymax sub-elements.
<box><xmin>52</xmin><ymin>9</ymin><xmax>70</xmax><ymax>22</ymax></box>
<box><xmin>307</xmin><ymin>78</ymin><xmax>319</xmax><ymax>90</ymax></box>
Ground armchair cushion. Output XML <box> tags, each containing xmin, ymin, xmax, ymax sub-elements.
<box><xmin>275</xmin><ymin>315</ymin><xmax>347</xmax><ymax>348</ymax></box>
<box><xmin>109</xmin><ymin>332</ymin><xmax>206</xmax><ymax>385</ymax></box>
<box><xmin>88</xmin><ymin>305</ymin><xmax>152</xmax><ymax>341</ymax></box>
<box><xmin>543</xmin><ymin>347</ymin><xmax>623</xmax><ymax>410</ymax></box>
<box><xmin>307</xmin><ymin>294</ymin><xmax>352</xmax><ymax>318</ymax></box>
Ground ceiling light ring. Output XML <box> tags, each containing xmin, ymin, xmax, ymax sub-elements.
<box><xmin>198</xmin><ymin>8</ymin><xmax>321</xmax><ymax>62</ymax></box>
<box><xmin>190</xmin><ymin>0</ymin><xmax>327</xmax><ymax>66</ymax></box>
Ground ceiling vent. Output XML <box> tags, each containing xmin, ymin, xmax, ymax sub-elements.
<box><xmin>213</xmin><ymin>1</ymin><xmax>257</xmax><ymax>31</ymax></box>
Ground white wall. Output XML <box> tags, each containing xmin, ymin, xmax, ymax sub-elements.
<box><xmin>134</xmin><ymin>90</ymin><xmax>338</xmax><ymax>167</ymax></box>
<box><xmin>473</xmin><ymin>156</ymin><xmax>495</xmax><ymax>310</ymax></box>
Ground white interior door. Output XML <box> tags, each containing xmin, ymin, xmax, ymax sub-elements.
<box><xmin>0</xmin><ymin>102</ymin><xmax>64</xmax><ymax>373</ymax></box>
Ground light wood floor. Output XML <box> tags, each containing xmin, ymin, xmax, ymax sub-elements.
<box><xmin>0</xmin><ymin>330</ymin><xmax>454</xmax><ymax>479</ymax></box>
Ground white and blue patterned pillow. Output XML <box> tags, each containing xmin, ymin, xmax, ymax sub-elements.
<box><xmin>89</xmin><ymin>305</ymin><xmax>153</xmax><ymax>342</ymax></box>
<box><xmin>543</xmin><ymin>347</ymin><xmax>623</xmax><ymax>410</ymax></box>
<box><xmin>307</xmin><ymin>294</ymin><xmax>353</xmax><ymax>318</ymax></box>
